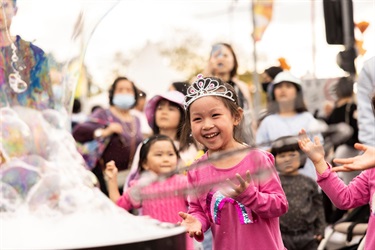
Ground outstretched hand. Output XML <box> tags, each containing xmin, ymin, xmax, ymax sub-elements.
<box><xmin>298</xmin><ymin>129</ymin><xmax>328</xmax><ymax>174</ymax></box>
<box><xmin>221</xmin><ymin>170</ymin><xmax>252</xmax><ymax>198</ymax></box>
<box><xmin>178</xmin><ymin>212</ymin><xmax>203</xmax><ymax>241</ymax></box>
<box><xmin>298</xmin><ymin>129</ymin><xmax>325</xmax><ymax>164</ymax></box>
<box><xmin>332</xmin><ymin>143</ymin><xmax>375</xmax><ymax>172</ymax></box>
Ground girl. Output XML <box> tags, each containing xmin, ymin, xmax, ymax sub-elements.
<box><xmin>124</xmin><ymin>90</ymin><xmax>200</xmax><ymax>191</ymax></box>
<box><xmin>178</xmin><ymin>76</ymin><xmax>288</xmax><ymax>249</ymax></box>
<box><xmin>105</xmin><ymin>134</ymin><xmax>194</xmax><ymax>250</ymax></box>
<box><xmin>256</xmin><ymin>71</ymin><xmax>323</xmax><ymax>180</ymax></box>
<box><xmin>298</xmin><ymin>129</ymin><xmax>375</xmax><ymax>249</ymax></box>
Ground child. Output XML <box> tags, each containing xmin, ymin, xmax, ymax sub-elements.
<box><xmin>178</xmin><ymin>75</ymin><xmax>288</xmax><ymax>249</ymax></box>
<box><xmin>124</xmin><ymin>90</ymin><xmax>200</xmax><ymax>191</ymax></box>
<box><xmin>256</xmin><ymin>71</ymin><xmax>323</xmax><ymax>180</ymax></box>
<box><xmin>298</xmin><ymin>129</ymin><xmax>375</xmax><ymax>249</ymax></box>
<box><xmin>105</xmin><ymin>134</ymin><xmax>194</xmax><ymax>250</ymax></box>
<box><xmin>271</xmin><ymin>136</ymin><xmax>325</xmax><ymax>250</ymax></box>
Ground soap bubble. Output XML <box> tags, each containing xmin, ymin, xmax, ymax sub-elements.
<box><xmin>0</xmin><ymin>108</ymin><xmax>32</xmax><ymax>158</ymax></box>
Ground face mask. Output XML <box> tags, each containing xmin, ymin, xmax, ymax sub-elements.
<box><xmin>113</xmin><ymin>94</ymin><xmax>135</xmax><ymax>110</ymax></box>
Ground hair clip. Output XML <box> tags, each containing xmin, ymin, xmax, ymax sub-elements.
<box><xmin>184</xmin><ymin>74</ymin><xmax>235</xmax><ymax>109</ymax></box>
<box><xmin>142</xmin><ymin>138</ymin><xmax>150</xmax><ymax>145</ymax></box>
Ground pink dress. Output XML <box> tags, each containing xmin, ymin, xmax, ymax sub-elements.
<box><xmin>317</xmin><ymin>164</ymin><xmax>375</xmax><ymax>250</ymax></box>
<box><xmin>117</xmin><ymin>174</ymin><xmax>194</xmax><ymax>249</ymax></box>
<box><xmin>187</xmin><ymin>149</ymin><xmax>288</xmax><ymax>250</ymax></box>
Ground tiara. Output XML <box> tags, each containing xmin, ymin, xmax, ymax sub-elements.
<box><xmin>184</xmin><ymin>74</ymin><xmax>235</xmax><ymax>109</ymax></box>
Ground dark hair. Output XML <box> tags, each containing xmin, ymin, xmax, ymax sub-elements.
<box><xmin>181</xmin><ymin>77</ymin><xmax>243</xmax><ymax>148</ymax></box>
<box><xmin>138</xmin><ymin>134</ymin><xmax>180</xmax><ymax>173</ymax></box>
<box><xmin>108</xmin><ymin>76</ymin><xmax>138</xmax><ymax>108</ymax></box>
<box><xmin>72</xmin><ymin>98</ymin><xmax>81</xmax><ymax>113</ymax></box>
<box><xmin>270</xmin><ymin>136</ymin><xmax>306</xmax><ymax>168</ymax></box>
<box><xmin>171</xmin><ymin>81</ymin><xmax>190</xmax><ymax>95</ymax></box>
<box><xmin>335</xmin><ymin>77</ymin><xmax>354</xmax><ymax>99</ymax></box>
<box><xmin>210</xmin><ymin>43</ymin><xmax>238</xmax><ymax>79</ymax></box>
<box><xmin>137</xmin><ymin>89</ymin><xmax>147</xmax><ymax>99</ymax></box>
<box><xmin>152</xmin><ymin>99</ymin><xmax>185</xmax><ymax>143</ymax></box>
<box><xmin>91</xmin><ymin>105</ymin><xmax>103</xmax><ymax>114</ymax></box>
<box><xmin>268</xmin><ymin>82</ymin><xmax>308</xmax><ymax>114</ymax></box>
<box><xmin>264</xmin><ymin>66</ymin><xmax>283</xmax><ymax>80</ymax></box>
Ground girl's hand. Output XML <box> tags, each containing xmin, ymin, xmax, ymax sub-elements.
<box><xmin>332</xmin><ymin>143</ymin><xmax>375</xmax><ymax>172</ymax></box>
<box><xmin>105</xmin><ymin>160</ymin><xmax>118</xmax><ymax>181</ymax></box>
<box><xmin>178</xmin><ymin>212</ymin><xmax>203</xmax><ymax>241</ymax></box>
<box><xmin>298</xmin><ymin>129</ymin><xmax>325</xmax><ymax>164</ymax></box>
<box><xmin>222</xmin><ymin>170</ymin><xmax>252</xmax><ymax>198</ymax></box>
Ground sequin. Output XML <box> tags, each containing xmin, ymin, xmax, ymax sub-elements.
<box><xmin>207</xmin><ymin>190</ymin><xmax>253</xmax><ymax>225</ymax></box>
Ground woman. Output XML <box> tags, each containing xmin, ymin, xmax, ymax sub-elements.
<box><xmin>73</xmin><ymin>77</ymin><xmax>143</xmax><ymax>196</ymax></box>
<box><xmin>203</xmin><ymin>43</ymin><xmax>255</xmax><ymax>145</ymax></box>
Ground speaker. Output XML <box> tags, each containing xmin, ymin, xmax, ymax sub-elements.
<box><xmin>323</xmin><ymin>0</ymin><xmax>354</xmax><ymax>45</ymax></box>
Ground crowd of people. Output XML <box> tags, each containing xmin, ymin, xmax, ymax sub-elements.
<box><xmin>68</xmin><ymin>56</ymin><xmax>374</xmax><ymax>249</ymax></box>
<box><xmin>2</xmin><ymin>1</ymin><xmax>374</xmax><ymax>248</ymax></box>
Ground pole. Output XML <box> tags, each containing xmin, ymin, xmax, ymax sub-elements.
<box><xmin>251</xmin><ymin>2</ymin><xmax>261</xmax><ymax>118</ymax></box>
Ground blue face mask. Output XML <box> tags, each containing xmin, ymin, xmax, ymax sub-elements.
<box><xmin>113</xmin><ymin>94</ymin><xmax>135</xmax><ymax>110</ymax></box>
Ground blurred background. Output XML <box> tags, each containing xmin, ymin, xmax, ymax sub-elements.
<box><xmin>9</xmin><ymin>0</ymin><xmax>375</xmax><ymax>113</ymax></box>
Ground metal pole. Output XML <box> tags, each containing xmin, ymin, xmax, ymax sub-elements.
<box><xmin>251</xmin><ymin>2</ymin><xmax>261</xmax><ymax>117</ymax></box>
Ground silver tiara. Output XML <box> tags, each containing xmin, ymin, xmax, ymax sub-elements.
<box><xmin>184</xmin><ymin>74</ymin><xmax>235</xmax><ymax>109</ymax></box>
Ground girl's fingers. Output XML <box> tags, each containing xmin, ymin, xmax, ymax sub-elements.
<box><xmin>331</xmin><ymin>166</ymin><xmax>353</xmax><ymax>172</ymax></box>
<box><xmin>354</xmin><ymin>143</ymin><xmax>366</xmax><ymax>151</ymax></box>
<box><xmin>236</xmin><ymin>173</ymin><xmax>246</xmax><ymax>187</ymax></box>
<box><xmin>178</xmin><ymin>212</ymin><xmax>187</xmax><ymax>220</ymax></box>
<box><xmin>246</xmin><ymin>170</ymin><xmax>252</xmax><ymax>183</ymax></box>
<box><xmin>333</xmin><ymin>158</ymin><xmax>353</xmax><ymax>164</ymax></box>
<box><xmin>314</xmin><ymin>136</ymin><xmax>321</xmax><ymax>145</ymax></box>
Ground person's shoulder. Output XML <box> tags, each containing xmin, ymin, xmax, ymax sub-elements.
<box><xmin>247</xmin><ymin>148</ymin><xmax>275</xmax><ymax>163</ymax></box>
<box><xmin>186</xmin><ymin>152</ymin><xmax>208</xmax><ymax>174</ymax></box>
<box><xmin>261</xmin><ymin>113</ymin><xmax>278</xmax><ymax>122</ymax></box>
<box><xmin>17</xmin><ymin>35</ymin><xmax>46</xmax><ymax>55</ymax></box>
<box><xmin>298</xmin><ymin>111</ymin><xmax>316</xmax><ymax>120</ymax></box>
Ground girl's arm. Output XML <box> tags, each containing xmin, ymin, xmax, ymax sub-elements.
<box><xmin>104</xmin><ymin>160</ymin><xmax>121</xmax><ymax>203</ymax></box>
<box><xmin>105</xmin><ymin>161</ymin><xmax>139</xmax><ymax>210</ymax></box>
<box><xmin>298</xmin><ymin>129</ymin><xmax>371</xmax><ymax>210</ymax></box>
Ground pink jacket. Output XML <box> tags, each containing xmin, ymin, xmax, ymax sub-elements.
<box><xmin>317</xmin><ymin>164</ymin><xmax>375</xmax><ymax>250</ymax></box>
<box><xmin>187</xmin><ymin>149</ymin><xmax>288</xmax><ymax>250</ymax></box>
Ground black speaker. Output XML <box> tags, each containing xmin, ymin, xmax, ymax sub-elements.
<box><xmin>323</xmin><ymin>0</ymin><xmax>354</xmax><ymax>45</ymax></box>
